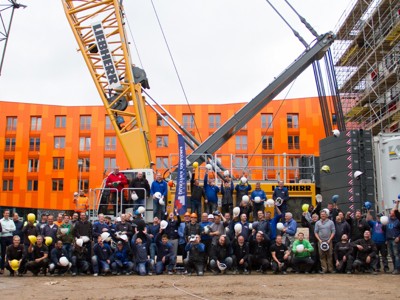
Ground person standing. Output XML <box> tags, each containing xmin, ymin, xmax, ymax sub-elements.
<box><xmin>0</xmin><ymin>209</ymin><xmax>16</xmax><ymax>274</ymax></box>
<box><xmin>129</xmin><ymin>171</ymin><xmax>150</xmax><ymax>209</ymax></box>
<box><xmin>12</xmin><ymin>213</ymin><xmax>24</xmax><ymax>241</ymax></box>
<box><xmin>235</xmin><ymin>177</ymin><xmax>252</xmax><ymax>208</ymax></box>
<box><xmin>385</xmin><ymin>209</ymin><xmax>400</xmax><ymax>275</ymax></box>
<box><xmin>74</xmin><ymin>190</ymin><xmax>89</xmax><ymax>214</ymax></box>
<box><xmin>314</xmin><ymin>210</ymin><xmax>335</xmax><ymax>274</ymax></box>
<box><xmin>105</xmin><ymin>167</ymin><xmax>128</xmax><ymax>214</ymax></box>
<box><xmin>250</xmin><ymin>182</ymin><xmax>267</xmax><ymax>220</ymax></box>
<box><xmin>272</xmin><ymin>180</ymin><xmax>289</xmax><ymax>215</ymax></box>
<box><xmin>150</xmin><ymin>173</ymin><xmax>168</xmax><ymax>219</ymax></box>
<box><xmin>190</xmin><ymin>173</ymin><xmax>205</xmax><ymax>220</ymax></box>
<box><xmin>220</xmin><ymin>177</ymin><xmax>234</xmax><ymax>215</ymax></box>
<box><xmin>204</xmin><ymin>172</ymin><xmax>219</xmax><ymax>214</ymax></box>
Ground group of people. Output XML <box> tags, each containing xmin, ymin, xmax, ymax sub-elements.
<box><xmin>1</xmin><ymin>197</ymin><xmax>399</xmax><ymax>277</ymax></box>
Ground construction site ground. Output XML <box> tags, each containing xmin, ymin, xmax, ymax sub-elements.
<box><xmin>0</xmin><ymin>271</ymin><xmax>398</xmax><ymax>300</ymax></box>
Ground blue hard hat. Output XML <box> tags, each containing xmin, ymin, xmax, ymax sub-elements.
<box><xmin>134</xmin><ymin>209</ymin><xmax>140</xmax><ymax>215</ymax></box>
<box><xmin>364</xmin><ymin>201</ymin><xmax>372</xmax><ymax>210</ymax></box>
<box><xmin>332</xmin><ymin>195</ymin><xmax>339</xmax><ymax>203</ymax></box>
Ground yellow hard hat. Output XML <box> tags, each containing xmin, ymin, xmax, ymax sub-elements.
<box><xmin>27</xmin><ymin>213</ymin><xmax>36</xmax><ymax>223</ymax></box>
<box><xmin>193</xmin><ymin>162</ymin><xmax>199</xmax><ymax>168</ymax></box>
<box><xmin>10</xmin><ymin>259</ymin><xmax>19</xmax><ymax>271</ymax></box>
<box><xmin>302</xmin><ymin>204</ymin><xmax>309</xmax><ymax>212</ymax></box>
<box><xmin>45</xmin><ymin>236</ymin><xmax>53</xmax><ymax>246</ymax></box>
<box><xmin>28</xmin><ymin>235</ymin><xmax>37</xmax><ymax>245</ymax></box>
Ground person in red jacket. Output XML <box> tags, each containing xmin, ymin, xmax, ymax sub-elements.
<box><xmin>105</xmin><ymin>167</ymin><xmax>128</xmax><ymax>213</ymax></box>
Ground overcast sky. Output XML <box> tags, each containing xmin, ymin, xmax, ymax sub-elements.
<box><xmin>0</xmin><ymin>0</ymin><xmax>351</xmax><ymax>106</ymax></box>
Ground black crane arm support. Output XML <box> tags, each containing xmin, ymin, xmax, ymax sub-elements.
<box><xmin>187</xmin><ymin>32</ymin><xmax>335</xmax><ymax>166</ymax></box>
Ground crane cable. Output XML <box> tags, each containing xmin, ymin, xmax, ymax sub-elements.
<box><xmin>150</xmin><ymin>0</ymin><xmax>203</xmax><ymax>142</ymax></box>
<box><xmin>124</xmin><ymin>15</ymin><xmax>145</xmax><ymax>69</ymax></box>
<box><xmin>244</xmin><ymin>79</ymin><xmax>297</xmax><ymax>170</ymax></box>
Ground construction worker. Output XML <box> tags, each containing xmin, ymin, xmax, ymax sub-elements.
<box><xmin>74</xmin><ymin>190</ymin><xmax>89</xmax><ymax>214</ymax></box>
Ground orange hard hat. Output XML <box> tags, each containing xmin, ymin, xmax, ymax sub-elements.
<box><xmin>184</xmin><ymin>212</ymin><xmax>190</xmax><ymax>217</ymax></box>
<box><xmin>168</xmin><ymin>181</ymin><xmax>174</xmax><ymax>187</ymax></box>
<box><xmin>190</xmin><ymin>213</ymin><xmax>197</xmax><ymax>218</ymax></box>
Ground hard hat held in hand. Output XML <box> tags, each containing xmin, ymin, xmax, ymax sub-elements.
<box><xmin>380</xmin><ymin>215</ymin><xmax>389</xmax><ymax>225</ymax></box>
<box><xmin>218</xmin><ymin>262</ymin><xmax>227</xmax><ymax>271</ymax></box>
<box><xmin>131</xmin><ymin>192</ymin><xmax>139</xmax><ymax>201</ymax></box>
<box><xmin>10</xmin><ymin>260</ymin><xmax>20</xmax><ymax>271</ymax></box>
<box><xmin>234</xmin><ymin>223</ymin><xmax>242</xmax><ymax>234</ymax></box>
<box><xmin>296</xmin><ymin>244</ymin><xmax>305</xmax><ymax>253</ymax></box>
<box><xmin>138</xmin><ymin>206</ymin><xmax>146</xmax><ymax>214</ymax></box>
<box><xmin>159</xmin><ymin>197</ymin><xmax>165</xmax><ymax>206</ymax></box>
<box><xmin>45</xmin><ymin>236</ymin><xmax>53</xmax><ymax>246</ymax></box>
<box><xmin>242</xmin><ymin>195</ymin><xmax>249</xmax><ymax>204</ymax></box>
<box><xmin>302</xmin><ymin>203</ymin><xmax>309</xmax><ymax>212</ymax></box>
<box><xmin>160</xmin><ymin>220</ymin><xmax>168</xmax><ymax>230</ymax></box>
<box><xmin>240</xmin><ymin>176</ymin><xmax>247</xmax><ymax>184</ymax></box>
<box><xmin>266</xmin><ymin>199</ymin><xmax>275</xmax><ymax>207</ymax></box>
<box><xmin>233</xmin><ymin>207</ymin><xmax>240</xmax><ymax>217</ymax></box>
<box><xmin>76</xmin><ymin>238</ymin><xmax>84</xmax><ymax>247</ymax></box>
<box><xmin>206</xmin><ymin>164</ymin><xmax>212</xmax><ymax>170</ymax></box>
<box><xmin>254</xmin><ymin>196</ymin><xmax>261</xmax><ymax>204</ymax></box>
<box><xmin>28</xmin><ymin>235</ymin><xmax>37</xmax><ymax>245</ymax></box>
<box><xmin>153</xmin><ymin>192</ymin><xmax>162</xmax><ymax>200</ymax></box>
<box><xmin>276</xmin><ymin>222</ymin><xmax>284</xmax><ymax>231</ymax></box>
<box><xmin>59</xmin><ymin>256</ymin><xmax>69</xmax><ymax>267</ymax></box>
<box><xmin>275</xmin><ymin>197</ymin><xmax>283</xmax><ymax>206</ymax></box>
<box><xmin>193</xmin><ymin>161</ymin><xmax>199</xmax><ymax>169</ymax></box>
<box><xmin>27</xmin><ymin>213</ymin><xmax>36</xmax><ymax>223</ymax></box>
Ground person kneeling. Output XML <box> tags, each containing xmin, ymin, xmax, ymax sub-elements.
<box><xmin>184</xmin><ymin>235</ymin><xmax>206</xmax><ymax>276</ymax></box>
<box><xmin>26</xmin><ymin>235</ymin><xmax>49</xmax><ymax>276</ymax></box>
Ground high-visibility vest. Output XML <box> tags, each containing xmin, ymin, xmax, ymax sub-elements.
<box><xmin>75</xmin><ymin>196</ymin><xmax>89</xmax><ymax>212</ymax></box>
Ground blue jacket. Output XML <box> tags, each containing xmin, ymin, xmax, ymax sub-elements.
<box><xmin>273</xmin><ymin>187</ymin><xmax>289</xmax><ymax>201</ymax></box>
<box><xmin>204</xmin><ymin>173</ymin><xmax>220</xmax><ymax>204</ymax></box>
<box><xmin>93</xmin><ymin>243</ymin><xmax>113</xmax><ymax>261</ymax></box>
<box><xmin>284</xmin><ymin>218</ymin><xmax>297</xmax><ymax>236</ymax></box>
<box><xmin>269</xmin><ymin>213</ymin><xmax>282</xmax><ymax>240</ymax></box>
<box><xmin>200</xmin><ymin>221</ymin><xmax>212</xmax><ymax>241</ymax></box>
<box><xmin>386</xmin><ymin>217</ymin><xmax>400</xmax><ymax>240</ymax></box>
<box><xmin>155</xmin><ymin>233</ymin><xmax>174</xmax><ymax>262</ymax></box>
<box><xmin>368</xmin><ymin>220</ymin><xmax>386</xmax><ymax>244</ymax></box>
<box><xmin>93</xmin><ymin>222</ymin><xmax>110</xmax><ymax>240</ymax></box>
<box><xmin>251</xmin><ymin>189</ymin><xmax>266</xmax><ymax>203</ymax></box>
<box><xmin>150</xmin><ymin>180</ymin><xmax>168</xmax><ymax>198</ymax></box>
<box><xmin>178</xmin><ymin>222</ymin><xmax>187</xmax><ymax>245</ymax></box>
<box><xmin>113</xmin><ymin>247</ymin><xmax>131</xmax><ymax>264</ymax></box>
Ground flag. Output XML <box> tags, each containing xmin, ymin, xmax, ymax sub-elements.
<box><xmin>174</xmin><ymin>134</ymin><xmax>187</xmax><ymax>214</ymax></box>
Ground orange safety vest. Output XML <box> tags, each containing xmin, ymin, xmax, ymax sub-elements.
<box><xmin>75</xmin><ymin>196</ymin><xmax>89</xmax><ymax>213</ymax></box>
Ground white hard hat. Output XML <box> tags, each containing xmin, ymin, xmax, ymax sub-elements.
<box><xmin>316</xmin><ymin>194</ymin><xmax>323</xmax><ymax>203</ymax></box>
<box><xmin>380</xmin><ymin>215</ymin><xmax>389</xmax><ymax>225</ymax></box>
<box><xmin>131</xmin><ymin>192</ymin><xmax>139</xmax><ymax>201</ymax></box>
<box><xmin>81</xmin><ymin>236</ymin><xmax>90</xmax><ymax>243</ymax></box>
<box><xmin>242</xmin><ymin>195</ymin><xmax>249</xmax><ymax>203</ymax></box>
<box><xmin>254</xmin><ymin>196</ymin><xmax>261</xmax><ymax>204</ymax></box>
<box><xmin>233</xmin><ymin>207</ymin><xmax>240</xmax><ymax>217</ymax></box>
<box><xmin>266</xmin><ymin>199</ymin><xmax>275</xmax><ymax>207</ymax></box>
<box><xmin>119</xmin><ymin>234</ymin><xmax>128</xmax><ymax>242</ymax></box>
<box><xmin>138</xmin><ymin>206</ymin><xmax>146</xmax><ymax>214</ymax></box>
<box><xmin>296</xmin><ymin>244</ymin><xmax>305</xmax><ymax>253</ymax></box>
<box><xmin>249</xmin><ymin>223</ymin><xmax>253</xmax><ymax>230</ymax></box>
<box><xmin>240</xmin><ymin>176</ymin><xmax>247</xmax><ymax>184</ymax></box>
<box><xmin>206</xmin><ymin>164</ymin><xmax>212</xmax><ymax>170</ymax></box>
<box><xmin>59</xmin><ymin>256</ymin><xmax>69</xmax><ymax>267</ymax></box>
<box><xmin>354</xmin><ymin>170</ymin><xmax>363</xmax><ymax>179</ymax></box>
<box><xmin>320</xmin><ymin>241</ymin><xmax>330</xmax><ymax>251</ymax></box>
<box><xmin>159</xmin><ymin>197</ymin><xmax>165</xmax><ymax>206</ymax></box>
<box><xmin>203</xmin><ymin>225</ymin><xmax>210</xmax><ymax>234</ymax></box>
<box><xmin>275</xmin><ymin>197</ymin><xmax>283</xmax><ymax>206</ymax></box>
<box><xmin>153</xmin><ymin>192</ymin><xmax>162</xmax><ymax>199</ymax></box>
<box><xmin>276</xmin><ymin>222</ymin><xmax>284</xmax><ymax>231</ymax></box>
<box><xmin>223</xmin><ymin>170</ymin><xmax>230</xmax><ymax>176</ymax></box>
<box><xmin>116</xmin><ymin>217</ymin><xmax>121</xmax><ymax>222</ymax></box>
<box><xmin>76</xmin><ymin>239</ymin><xmax>83</xmax><ymax>247</ymax></box>
<box><xmin>234</xmin><ymin>223</ymin><xmax>242</xmax><ymax>234</ymax></box>
<box><xmin>101</xmin><ymin>232</ymin><xmax>111</xmax><ymax>242</ymax></box>
<box><xmin>218</xmin><ymin>262</ymin><xmax>227</xmax><ymax>271</ymax></box>
<box><xmin>323</xmin><ymin>208</ymin><xmax>330</xmax><ymax>217</ymax></box>
<box><xmin>332</xmin><ymin>129</ymin><xmax>340</xmax><ymax>137</ymax></box>
<box><xmin>160</xmin><ymin>220</ymin><xmax>168</xmax><ymax>230</ymax></box>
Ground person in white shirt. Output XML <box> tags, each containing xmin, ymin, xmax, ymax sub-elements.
<box><xmin>1</xmin><ymin>209</ymin><xmax>16</xmax><ymax>274</ymax></box>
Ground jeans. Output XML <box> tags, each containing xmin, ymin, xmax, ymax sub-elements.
<box><xmin>111</xmin><ymin>260</ymin><xmax>134</xmax><ymax>274</ymax></box>
<box><xmin>205</xmin><ymin>202</ymin><xmax>217</xmax><ymax>214</ymax></box>
<box><xmin>191</xmin><ymin>200</ymin><xmax>202</xmax><ymax>221</ymax></box>
<box><xmin>71</xmin><ymin>256</ymin><xmax>90</xmax><ymax>274</ymax></box>
<box><xmin>153</xmin><ymin>199</ymin><xmax>165</xmax><ymax>219</ymax></box>
<box><xmin>375</xmin><ymin>243</ymin><xmax>389</xmax><ymax>270</ymax></box>
<box><xmin>0</xmin><ymin>236</ymin><xmax>13</xmax><ymax>269</ymax></box>
<box><xmin>387</xmin><ymin>239</ymin><xmax>400</xmax><ymax>270</ymax></box>
<box><xmin>155</xmin><ymin>256</ymin><xmax>176</xmax><ymax>274</ymax></box>
<box><xmin>150</xmin><ymin>243</ymin><xmax>157</xmax><ymax>260</ymax></box>
<box><xmin>184</xmin><ymin>258</ymin><xmax>204</xmax><ymax>275</ymax></box>
<box><xmin>291</xmin><ymin>256</ymin><xmax>314</xmax><ymax>273</ymax></box>
<box><xmin>91</xmin><ymin>255</ymin><xmax>110</xmax><ymax>274</ymax></box>
<box><xmin>136</xmin><ymin>260</ymin><xmax>154</xmax><ymax>275</ymax></box>
<box><xmin>209</xmin><ymin>257</ymin><xmax>233</xmax><ymax>272</ymax></box>
<box><xmin>62</xmin><ymin>243</ymin><xmax>72</xmax><ymax>261</ymax></box>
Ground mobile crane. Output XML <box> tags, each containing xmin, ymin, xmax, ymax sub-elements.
<box><xmin>61</xmin><ymin>0</ymin><xmax>335</xmax><ymax>217</ymax></box>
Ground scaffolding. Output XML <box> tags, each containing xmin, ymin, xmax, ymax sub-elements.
<box><xmin>333</xmin><ymin>0</ymin><xmax>400</xmax><ymax>135</ymax></box>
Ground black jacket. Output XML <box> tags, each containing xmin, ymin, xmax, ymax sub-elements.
<box><xmin>190</xmin><ymin>174</ymin><xmax>205</xmax><ymax>202</ymax></box>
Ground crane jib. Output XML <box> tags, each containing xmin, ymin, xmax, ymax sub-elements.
<box><xmin>91</xmin><ymin>22</ymin><xmax>119</xmax><ymax>88</ymax></box>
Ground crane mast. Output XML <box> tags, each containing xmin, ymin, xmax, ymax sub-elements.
<box><xmin>62</xmin><ymin>0</ymin><xmax>152</xmax><ymax>169</ymax></box>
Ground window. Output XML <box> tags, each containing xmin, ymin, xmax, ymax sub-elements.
<box><xmin>182</xmin><ymin>114</ymin><xmax>194</xmax><ymax>129</ymax></box>
<box><xmin>27</xmin><ymin>180</ymin><xmax>38</xmax><ymax>191</ymax></box>
<box><xmin>288</xmin><ymin>135</ymin><xmax>300</xmax><ymax>150</ymax></box>
<box><xmin>5</xmin><ymin>138</ymin><xmax>16</xmax><ymax>151</ymax></box>
<box><xmin>208</xmin><ymin>114</ymin><xmax>221</xmax><ymax>129</ymax></box>
<box><xmin>28</xmin><ymin>158</ymin><xmax>39</xmax><ymax>172</ymax></box>
<box><xmin>29</xmin><ymin>137</ymin><xmax>40</xmax><ymax>151</ymax></box>
<box><xmin>30</xmin><ymin>116</ymin><xmax>42</xmax><ymax>131</ymax></box>
<box><xmin>289</xmin><ymin>157</ymin><xmax>300</xmax><ymax>167</ymax></box>
<box><xmin>234</xmin><ymin>156</ymin><xmax>248</xmax><ymax>168</ymax></box>
<box><xmin>104</xmin><ymin>157</ymin><xmax>117</xmax><ymax>172</ymax></box>
<box><xmin>54</xmin><ymin>137</ymin><xmax>65</xmax><ymax>149</ymax></box>
<box><xmin>235</xmin><ymin>135</ymin><xmax>248</xmax><ymax>151</ymax></box>
<box><xmin>261</xmin><ymin>114</ymin><xmax>273</xmax><ymax>129</ymax></box>
<box><xmin>4</xmin><ymin>158</ymin><xmax>14</xmax><ymax>172</ymax></box>
<box><xmin>6</xmin><ymin>117</ymin><xmax>17</xmax><ymax>131</ymax></box>
<box><xmin>78</xmin><ymin>157</ymin><xmax>90</xmax><ymax>172</ymax></box>
<box><xmin>262</xmin><ymin>157</ymin><xmax>274</xmax><ymax>167</ymax></box>
<box><xmin>53</xmin><ymin>157</ymin><xmax>64</xmax><ymax>170</ymax></box>
<box><xmin>2</xmin><ymin>179</ymin><xmax>13</xmax><ymax>191</ymax></box>
<box><xmin>79</xmin><ymin>179</ymin><xmax>90</xmax><ymax>192</ymax></box>
<box><xmin>262</xmin><ymin>136</ymin><xmax>274</xmax><ymax>150</ymax></box>
<box><xmin>55</xmin><ymin>116</ymin><xmax>66</xmax><ymax>128</ymax></box>
<box><xmin>79</xmin><ymin>137</ymin><xmax>91</xmax><ymax>151</ymax></box>
<box><xmin>105</xmin><ymin>116</ymin><xmax>113</xmax><ymax>130</ymax></box>
<box><xmin>105</xmin><ymin>137</ymin><xmax>116</xmax><ymax>151</ymax></box>
<box><xmin>156</xmin><ymin>157</ymin><xmax>169</xmax><ymax>169</ymax></box>
<box><xmin>156</xmin><ymin>135</ymin><xmax>169</xmax><ymax>148</ymax></box>
<box><xmin>80</xmin><ymin>115</ymin><xmax>91</xmax><ymax>130</ymax></box>
<box><xmin>52</xmin><ymin>179</ymin><xmax>64</xmax><ymax>191</ymax></box>
<box><xmin>287</xmin><ymin>114</ymin><xmax>299</xmax><ymax>129</ymax></box>
<box><xmin>157</xmin><ymin>115</ymin><xmax>169</xmax><ymax>126</ymax></box>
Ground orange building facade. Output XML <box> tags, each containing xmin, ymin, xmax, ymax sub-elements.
<box><xmin>0</xmin><ymin>97</ymin><xmax>333</xmax><ymax>210</ymax></box>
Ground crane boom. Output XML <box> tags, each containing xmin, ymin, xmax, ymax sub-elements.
<box><xmin>187</xmin><ymin>32</ymin><xmax>335</xmax><ymax>166</ymax></box>
<box><xmin>62</xmin><ymin>0</ymin><xmax>152</xmax><ymax>169</ymax></box>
